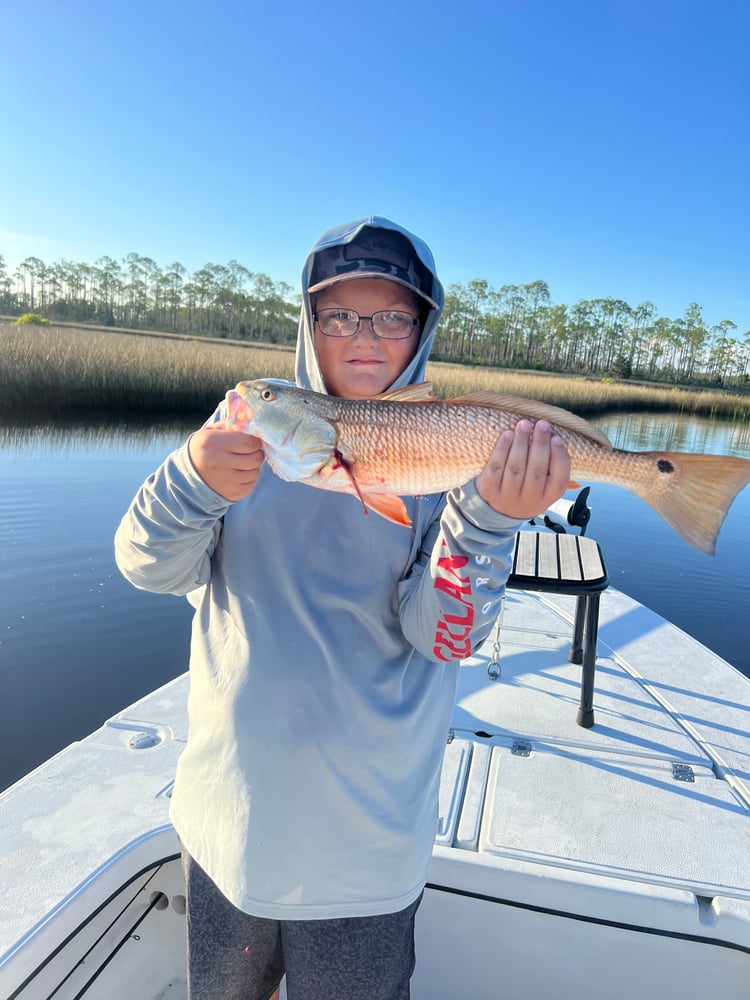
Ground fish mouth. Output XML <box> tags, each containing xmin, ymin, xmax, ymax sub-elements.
<box><xmin>226</xmin><ymin>389</ymin><xmax>253</xmax><ymax>425</ymax></box>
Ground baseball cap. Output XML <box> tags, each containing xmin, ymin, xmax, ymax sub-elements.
<box><xmin>307</xmin><ymin>226</ymin><xmax>438</xmax><ymax>309</ymax></box>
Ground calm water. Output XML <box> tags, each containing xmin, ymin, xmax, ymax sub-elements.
<box><xmin>1</xmin><ymin>412</ymin><xmax>749</xmax><ymax>792</ymax></box>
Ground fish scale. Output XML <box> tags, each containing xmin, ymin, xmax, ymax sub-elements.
<box><xmin>336</xmin><ymin>400</ymin><xmax>512</xmax><ymax>494</ymax></box>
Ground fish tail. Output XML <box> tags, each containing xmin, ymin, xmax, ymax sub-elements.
<box><xmin>635</xmin><ymin>452</ymin><xmax>750</xmax><ymax>555</ymax></box>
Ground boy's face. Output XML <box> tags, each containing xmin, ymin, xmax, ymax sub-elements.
<box><xmin>313</xmin><ymin>278</ymin><xmax>421</xmax><ymax>399</ymax></box>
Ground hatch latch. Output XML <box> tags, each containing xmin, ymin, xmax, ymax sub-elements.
<box><xmin>672</xmin><ymin>763</ymin><xmax>695</xmax><ymax>782</ymax></box>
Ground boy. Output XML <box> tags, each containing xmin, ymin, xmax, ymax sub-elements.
<box><xmin>115</xmin><ymin>217</ymin><xmax>570</xmax><ymax>999</ymax></box>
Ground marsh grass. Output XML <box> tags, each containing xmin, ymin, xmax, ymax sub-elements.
<box><xmin>1</xmin><ymin>323</ymin><xmax>295</xmax><ymax>416</ymax></box>
<box><xmin>427</xmin><ymin>362</ymin><xmax>750</xmax><ymax>421</ymax></box>
<box><xmin>2</xmin><ymin>321</ymin><xmax>749</xmax><ymax>422</ymax></box>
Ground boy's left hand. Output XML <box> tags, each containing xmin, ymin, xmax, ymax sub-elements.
<box><xmin>476</xmin><ymin>419</ymin><xmax>571</xmax><ymax>520</ymax></box>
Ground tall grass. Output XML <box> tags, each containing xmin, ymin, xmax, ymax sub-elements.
<box><xmin>427</xmin><ymin>362</ymin><xmax>750</xmax><ymax>421</ymax></box>
<box><xmin>1</xmin><ymin>323</ymin><xmax>295</xmax><ymax>416</ymax></box>
<box><xmin>2</xmin><ymin>321</ymin><xmax>749</xmax><ymax>422</ymax></box>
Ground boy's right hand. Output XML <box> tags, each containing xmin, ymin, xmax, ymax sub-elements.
<box><xmin>188</xmin><ymin>426</ymin><xmax>265</xmax><ymax>502</ymax></box>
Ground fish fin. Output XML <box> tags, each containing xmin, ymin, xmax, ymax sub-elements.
<box><xmin>362</xmin><ymin>493</ymin><xmax>412</xmax><ymax>527</ymax></box>
<box><xmin>633</xmin><ymin>452</ymin><xmax>750</xmax><ymax>555</ymax></box>
<box><xmin>569</xmin><ymin>480</ymin><xmax>581</xmax><ymax>489</ymax></box>
<box><xmin>373</xmin><ymin>382</ymin><xmax>438</xmax><ymax>402</ymax></box>
<box><xmin>444</xmin><ymin>391</ymin><xmax>613</xmax><ymax>449</ymax></box>
<box><xmin>331</xmin><ymin>451</ymin><xmax>410</xmax><ymax>526</ymax></box>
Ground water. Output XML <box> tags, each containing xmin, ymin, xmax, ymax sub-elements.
<box><xmin>591</xmin><ymin>411</ymin><xmax>750</xmax><ymax>679</ymax></box>
<box><xmin>1</xmin><ymin>412</ymin><xmax>749</xmax><ymax>793</ymax></box>
<box><xmin>1</xmin><ymin>420</ymin><xmax>195</xmax><ymax>792</ymax></box>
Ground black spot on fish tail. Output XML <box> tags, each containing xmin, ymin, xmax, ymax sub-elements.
<box><xmin>657</xmin><ymin>458</ymin><xmax>675</xmax><ymax>473</ymax></box>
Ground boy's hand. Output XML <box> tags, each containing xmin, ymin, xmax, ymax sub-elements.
<box><xmin>188</xmin><ymin>426</ymin><xmax>265</xmax><ymax>502</ymax></box>
<box><xmin>476</xmin><ymin>419</ymin><xmax>571</xmax><ymax>520</ymax></box>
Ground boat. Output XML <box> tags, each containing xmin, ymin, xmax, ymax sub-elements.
<box><xmin>1</xmin><ymin>515</ymin><xmax>749</xmax><ymax>999</ymax></box>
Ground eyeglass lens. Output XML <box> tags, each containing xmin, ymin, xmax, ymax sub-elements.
<box><xmin>315</xmin><ymin>309</ymin><xmax>417</xmax><ymax>339</ymax></box>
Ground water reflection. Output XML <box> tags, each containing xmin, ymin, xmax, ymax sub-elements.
<box><xmin>0</xmin><ymin>416</ymin><xmax>194</xmax><ymax>455</ymax></box>
<box><xmin>595</xmin><ymin>411</ymin><xmax>750</xmax><ymax>458</ymax></box>
<box><xmin>0</xmin><ymin>416</ymin><xmax>198</xmax><ymax>792</ymax></box>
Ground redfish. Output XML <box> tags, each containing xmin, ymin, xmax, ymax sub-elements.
<box><xmin>225</xmin><ymin>379</ymin><xmax>750</xmax><ymax>555</ymax></box>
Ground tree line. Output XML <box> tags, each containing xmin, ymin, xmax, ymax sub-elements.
<box><xmin>434</xmin><ymin>279</ymin><xmax>749</xmax><ymax>388</ymax></box>
<box><xmin>1</xmin><ymin>253</ymin><xmax>299</xmax><ymax>344</ymax></box>
<box><xmin>2</xmin><ymin>252</ymin><xmax>748</xmax><ymax>388</ymax></box>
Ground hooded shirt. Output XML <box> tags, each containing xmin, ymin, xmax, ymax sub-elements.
<box><xmin>115</xmin><ymin>216</ymin><xmax>522</xmax><ymax>920</ymax></box>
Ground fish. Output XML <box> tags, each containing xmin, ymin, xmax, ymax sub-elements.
<box><xmin>225</xmin><ymin>378</ymin><xmax>750</xmax><ymax>555</ymax></box>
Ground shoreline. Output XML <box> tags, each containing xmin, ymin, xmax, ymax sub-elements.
<box><xmin>2</xmin><ymin>320</ymin><xmax>749</xmax><ymax>422</ymax></box>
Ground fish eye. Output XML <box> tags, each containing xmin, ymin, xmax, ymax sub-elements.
<box><xmin>260</xmin><ymin>387</ymin><xmax>276</xmax><ymax>401</ymax></box>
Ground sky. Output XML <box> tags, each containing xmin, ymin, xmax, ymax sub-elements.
<box><xmin>1</xmin><ymin>0</ymin><xmax>748</xmax><ymax>333</ymax></box>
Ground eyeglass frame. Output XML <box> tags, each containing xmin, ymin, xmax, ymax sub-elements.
<box><xmin>313</xmin><ymin>307</ymin><xmax>420</xmax><ymax>341</ymax></box>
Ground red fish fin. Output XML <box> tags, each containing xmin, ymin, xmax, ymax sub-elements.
<box><xmin>633</xmin><ymin>452</ymin><xmax>750</xmax><ymax>556</ymax></box>
<box><xmin>333</xmin><ymin>450</ymin><xmax>370</xmax><ymax>516</ymax></box>
<box><xmin>363</xmin><ymin>493</ymin><xmax>412</xmax><ymax>527</ymax></box>
<box><xmin>569</xmin><ymin>480</ymin><xmax>581</xmax><ymax>489</ymax></box>
<box><xmin>333</xmin><ymin>449</ymin><xmax>411</xmax><ymax>526</ymax></box>
<box><xmin>374</xmin><ymin>382</ymin><xmax>438</xmax><ymax>402</ymax></box>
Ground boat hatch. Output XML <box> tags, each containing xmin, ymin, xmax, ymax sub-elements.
<box><xmin>438</xmin><ymin>736</ymin><xmax>749</xmax><ymax>900</ymax></box>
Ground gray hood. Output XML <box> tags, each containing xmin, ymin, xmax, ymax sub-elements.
<box><xmin>294</xmin><ymin>216</ymin><xmax>445</xmax><ymax>394</ymax></box>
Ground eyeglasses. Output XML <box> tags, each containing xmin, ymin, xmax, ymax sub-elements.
<box><xmin>313</xmin><ymin>308</ymin><xmax>419</xmax><ymax>340</ymax></box>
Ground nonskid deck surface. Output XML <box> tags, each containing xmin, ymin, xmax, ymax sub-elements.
<box><xmin>457</xmin><ymin>589</ymin><xmax>722</xmax><ymax>764</ymax></box>
<box><xmin>446</xmin><ymin>588</ymin><xmax>750</xmax><ymax>899</ymax></box>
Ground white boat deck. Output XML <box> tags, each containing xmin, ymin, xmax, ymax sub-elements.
<box><xmin>1</xmin><ymin>585</ymin><xmax>749</xmax><ymax>999</ymax></box>
<box><xmin>443</xmin><ymin>588</ymin><xmax>750</xmax><ymax>897</ymax></box>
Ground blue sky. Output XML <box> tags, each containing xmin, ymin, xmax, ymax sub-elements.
<box><xmin>1</xmin><ymin>0</ymin><xmax>748</xmax><ymax>332</ymax></box>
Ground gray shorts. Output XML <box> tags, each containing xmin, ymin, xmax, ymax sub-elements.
<box><xmin>182</xmin><ymin>851</ymin><xmax>422</xmax><ymax>1000</ymax></box>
